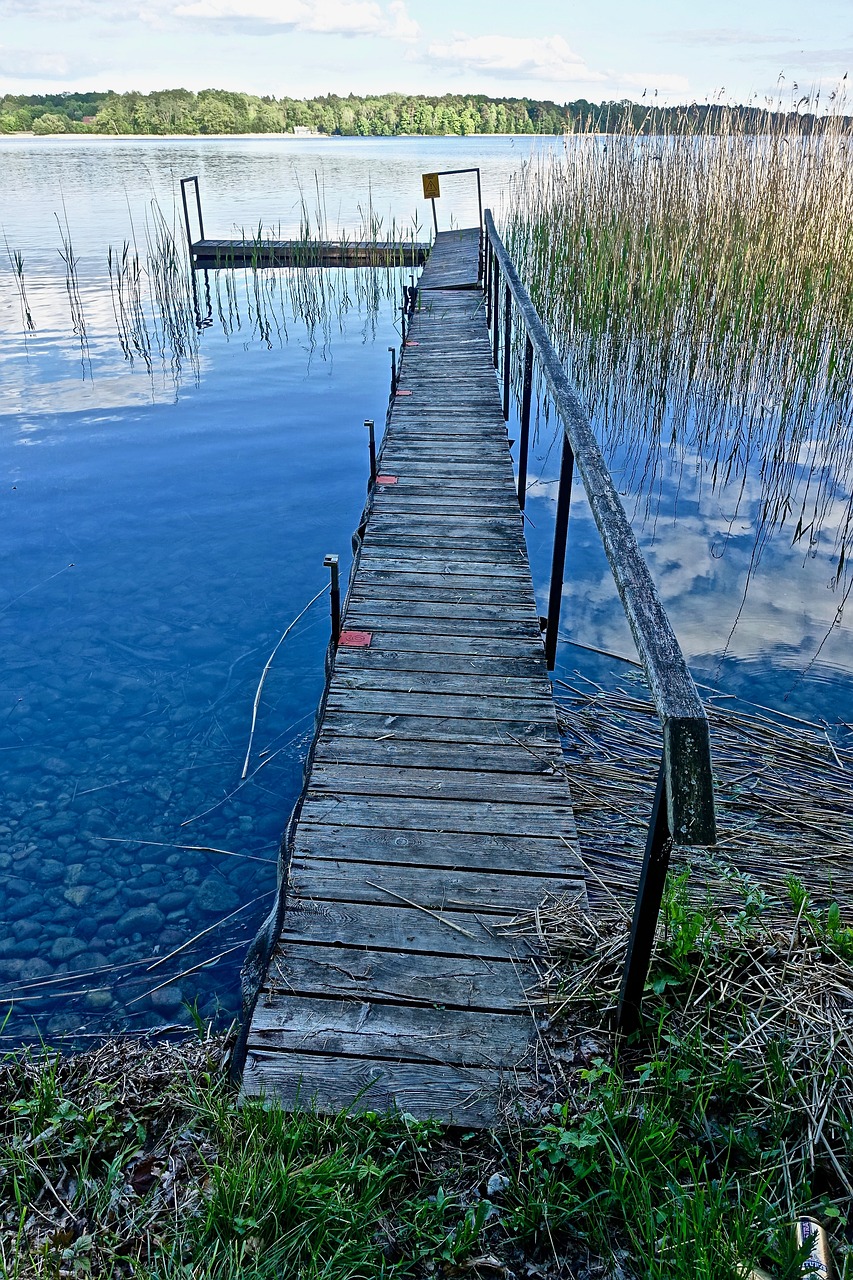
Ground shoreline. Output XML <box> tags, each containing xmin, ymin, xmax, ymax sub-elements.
<box><xmin>1</xmin><ymin>130</ymin><xmax>551</xmax><ymax>140</ymax></box>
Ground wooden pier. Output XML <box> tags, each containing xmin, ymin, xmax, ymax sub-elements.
<box><xmin>239</xmin><ymin>227</ymin><xmax>587</xmax><ymax>1126</ymax></box>
<box><xmin>189</xmin><ymin>239</ymin><xmax>429</xmax><ymax>269</ymax></box>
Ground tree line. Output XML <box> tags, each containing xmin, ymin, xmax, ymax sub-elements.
<box><xmin>0</xmin><ymin>89</ymin><xmax>840</xmax><ymax>137</ymax></box>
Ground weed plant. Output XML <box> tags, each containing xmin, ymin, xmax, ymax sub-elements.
<box><xmin>502</xmin><ymin>97</ymin><xmax>853</xmax><ymax>601</ymax></box>
<box><xmin>2</xmin><ymin>881</ymin><xmax>850</xmax><ymax>1278</ymax></box>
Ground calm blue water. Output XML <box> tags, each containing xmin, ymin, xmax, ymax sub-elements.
<box><xmin>1</xmin><ymin>136</ymin><xmax>851</xmax><ymax>1045</ymax></box>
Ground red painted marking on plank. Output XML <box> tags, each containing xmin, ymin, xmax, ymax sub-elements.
<box><xmin>405</xmin><ymin>341</ymin><xmax>420</xmax><ymax>346</ymax></box>
<box><xmin>338</xmin><ymin>630</ymin><xmax>373</xmax><ymax>648</ymax></box>
<box><xmin>376</xmin><ymin>474</ymin><xmax>397</xmax><ymax>484</ymax></box>
<box><xmin>395</xmin><ymin>389</ymin><xmax>412</xmax><ymax>396</ymax></box>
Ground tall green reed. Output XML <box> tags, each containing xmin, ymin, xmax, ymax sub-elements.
<box><xmin>502</xmin><ymin>97</ymin><xmax>853</xmax><ymax>602</ymax></box>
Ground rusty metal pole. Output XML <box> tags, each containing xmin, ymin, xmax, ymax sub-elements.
<box><xmin>617</xmin><ymin>758</ymin><xmax>672</xmax><ymax>1035</ymax></box>
<box><xmin>324</xmin><ymin>555</ymin><xmax>341</xmax><ymax>648</ymax></box>
<box><xmin>544</xmin><ymin>433</ymin><xmax>574</xmax><ymax>670</ymax></box>
<box><xmin>503</xmin><ymin>283</ymin><xmax>512</xmax><ymax>421</ymax></box>
<box><xmin>492</xmin><ymin>262</ymin><xmax>500</xmax><ymax>369</ymax></box>
<box><xmin>365</xmin><ymin>419</ymin><xmax>377</xmax><ymax>486</ymax></box>
<box><xmin>518</xmin><ymin>336</ymin><xmax>534</xmax><ymax>510</ymax></box>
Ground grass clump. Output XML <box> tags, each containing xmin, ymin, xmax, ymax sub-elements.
<box><xmin>2</xmin><ymin>880</ymin><xmax>851</xmax><ymax>1278</ymax></box>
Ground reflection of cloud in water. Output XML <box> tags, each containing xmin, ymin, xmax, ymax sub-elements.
<box><xmin>0</xmin><ymin>369</ymin><xmax>195</xmax><ymax>421</ymax></box>
<box><xmin>526</xmin><ymin>449</ymin><xmax>853</xmax><ymax>685</ymax></box>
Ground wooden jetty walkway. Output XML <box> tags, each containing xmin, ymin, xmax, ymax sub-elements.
<box><xmin>190</xmin><ymin>239</ymin><xmax>429</xmax><ymax>270</ymax></box>
<box><xmin>239</xmin><ymin>227</ymin><xmax>587</xmax><ymax>1126</ymax></box>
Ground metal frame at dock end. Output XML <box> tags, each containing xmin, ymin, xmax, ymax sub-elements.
<box><xmin>180</xmin><ymin>176</ymin><xmax>204</xmax><ymax>250</ymax></box>
<box><xmin>483</xmin><ymin>210</ymin><xmax>717</xmax><ymax>1034</ymax></box>
<box><xmin>423</xmin><ymin>167</ymin><xmax>484</xmax><ymax>277</ymax></box>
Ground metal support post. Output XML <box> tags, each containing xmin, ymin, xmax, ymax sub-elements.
<box><xmin>492</xmin><ymin>264</ymin><xmax>500</xmax><ymax>369</ymax></box>
<box><xmin>518</xmin><ymin>336</ymin><xmax>533</xmax><ymax>509</ymax></box>
<box><xmin>544</xmin><ymin>433</ymin><xmax>574</xmax><ymax>670</ymax></box>
<box><xmin>617</xmin><ymin>758</ymin><xmax>672</xmax><ymax>1034</ymax></box>
<box><xmin>388</xmin><ymin>346</ymin><xmax>397</xmax><ymax>393</ymax></box>
<box><xmin>365</xmin><ymin>419</ymin><xmax>377</xmax><ymax>486</ymax></box>
<box><xmin>324</xmin><ymin>554</ymin><xmax>341</xmax><ymax>648</ymax></box>
<box><xmin>502</xmin><ymin>283</ymin><xmax>512</xmax><ymax>421</ymax></box>
<box><xmin>485</xmin><ymin>242</ymin><xmax>492</xmax><ymax>326</ymax></box>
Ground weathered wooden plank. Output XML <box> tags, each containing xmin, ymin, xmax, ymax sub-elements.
<box><xmin>265</xmin><ymin>944</ymin><xmax>535</xmax><ymax>1010</ymax></box>
<box><xmin>248</xmin><ymin>997</ymin><xmax>534</xmax><ymax>1067</ymax></box>
<box><xmin>316</xmin><ymin>710</ymin><xmax>558</xmax><ymax>746</ymax></box>
<box><xmin>241</xmin><ymin>1051</ymin><xmax>528</xmax><ymax>1126</ymax></box>
<box><xmin>331</xmin><ymin>670</ymin><xmax>553</xmax><ymax>700</ymax></box>
<box><xmin>333</xmin><ymin>648</ymin><xmax>546</xmax><ymax>677</ymax></box>
<box><xmin>344</xmin><ymin>631</ymin><xmax>546</xmax><ymax>657</ymax></box>
<box><xmin>298</xmin><ymin>794</ymin><xmax>575</xmax><ymax>837</ymax></box>
<box><xmin>289</xmin><ymin>860</ymin><xmax>579</xmax><ymax>914</ymax></box>
<box><xmin>365</xmin><ymin>520</ymin><xmax>525</xmax><ymax>541</ymax></box>
<box><xmin>280</xmin><ymin>899</ymin><xmax>532</xmax><ymax>960</ymax></box>
<box><xmin>356</xmin><ymin>554</ymin><xmax>530</xmax><ymax>578</ymax></box>
<box><xmin>345</xmin><ymin>586</ymin><xmax>538</xmax><ymax>610</ymax></box>
<box><xmin>312</xmin><ymin>734</ymin><xmax>561</xmax><ymax>774</ymax></box>
<box><xmin>291</xmin><ymin>823</ymin><xmax>579</xmax><ymax>875</ymax></box>
<box><xmin>323</xmin><ymin>691</ymin><xmax>557</xmax><ymax>722</ymax></box>
<box><xmin>340</xmin><ymin>612</ymin><xmax>541</xmax><ymax>637</ymax></box>
<box><xmin>308</xmin><ymin>761</ymin><xmax>569</xmax><ymax>805</ymax></box>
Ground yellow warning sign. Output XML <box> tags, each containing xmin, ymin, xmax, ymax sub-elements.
<box><xmin>422</xmin><ymin>172</ymin><xmax>441</xmax><ymax>199</ymax></box>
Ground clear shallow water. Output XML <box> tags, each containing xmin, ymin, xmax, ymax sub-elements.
<box><xmin>1</xmin><ymin>136</ymin><xmax>851</xmax><ymax>1046</ymax></box>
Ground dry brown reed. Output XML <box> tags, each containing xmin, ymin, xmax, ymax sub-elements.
<box><xmin>555</xmin><ymin>675</ymin><xmax>853</xmax><ymax>911</ymax></box>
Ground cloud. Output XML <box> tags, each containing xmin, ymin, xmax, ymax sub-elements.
<box><xmin>0</xmin><ymin>47</ymin><xmax>83</xmax><ymax>78</ymax></box>
<box><xmin>425</xmin><ymin>34</ymin><xmax>605</xmax><ymax>84</ymax></box>
<box><xmin>171</xmin><ymin>0</ymin><xmax>419</xmax><ymax>39</ymax></box>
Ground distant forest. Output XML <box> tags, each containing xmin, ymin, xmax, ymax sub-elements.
<box><xmin>0</xmin><ymin>90</ymin><xmax>836</xmax><ymax>137</ymax></box>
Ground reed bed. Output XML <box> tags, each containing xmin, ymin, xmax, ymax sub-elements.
<box><xmin>555</xmin><ymin>674</ymin><xmax>853</xmax><ymax>911</ymax></box>
<box><xmin>502</xmin><ymin>104</ymin><xmax>853</xmax><ymax>594</ymax></box>
<box><xmin>102</xmin><ymin>188</ymin><xmax>415</xmax><ymax>376</ymax></box>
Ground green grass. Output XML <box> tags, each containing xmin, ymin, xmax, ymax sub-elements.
<box><xmin>2</xmin><ymin>881</ymin><xmax>851</xmax><ymax>1278</ymax></box>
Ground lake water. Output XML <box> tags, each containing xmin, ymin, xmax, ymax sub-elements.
<box><xmin>1</xmin><ymin>135</ymin><xmax>851</xmax><ymax>1046</ymax></box>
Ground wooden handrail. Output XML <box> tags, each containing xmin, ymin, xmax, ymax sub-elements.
<box><xmin>485</xmin><ymin>210</ymin><xmax>715</xmax><ymax>848</ymax></box>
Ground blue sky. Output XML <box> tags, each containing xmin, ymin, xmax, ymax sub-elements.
<box><xmin>0</xmin><ymin>0</ymin><xmax>850</xmax><ymax>104</ymax></box>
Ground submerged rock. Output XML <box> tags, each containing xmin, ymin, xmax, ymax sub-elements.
<box><xmin>115</xmin><ymin>905</ymin><xmax>165</xmax><ymax>936</ymax></box>
<box><xmin>49</xmin><ymin>936</ymin><xmax>88</xmax><ymax>962</ymax></box>
<box><xmin>197</xmin><ymin>877</ymin><xmax>239</xmax><ymax>914</ymax></box>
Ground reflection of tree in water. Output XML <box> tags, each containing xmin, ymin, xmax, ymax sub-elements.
<box><xmin>504</xmin><ymin>107</ymin><xmax>853</xmax><ymax>642</ymax></box>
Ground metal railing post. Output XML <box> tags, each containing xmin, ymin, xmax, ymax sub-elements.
<box><xmin>193</xmin><ymin>178</ymin><xmax>205</xmax><ymax>241</ymax></box>
<box><xmin>388</xmin><ymin>346</ymin><xmax>397</xmax><ymax>393</ymax></box>
<box><xmin>492</xmin><ymin>263</ymin><xmax>500</xmax><ymax>369</ymax></box>
<box><xmin>503</xmin><ymin>283</ymin><xmax>512</xmax><ymax>421</ymax></box>
<box><xmin>544</xmin><ymin>433</ymin><xmax>574</xmax><ymax>670</ymax></box>
<box><xmin>617</xmin><ymin>757</ymin><xmax>672</xmax><ymax>1034</ymax></box>
<box><xmin>485</xmin><ymin>236</ymin><xmax>492</xmax><ymax>325</ymax></box>
<box><xmin>365</xmin><ymin>419</ymin><xmax>377</xmax><ymax>486</ymax></box>
<box><xmin>324</xmin><ymin>554</ymin><xmax>341</xmax><ymax>648</ymax></box>
<box><xmin>518</xmin><ymin>336</ymin><xmax>533</xmax><ymax>510</ymax></box>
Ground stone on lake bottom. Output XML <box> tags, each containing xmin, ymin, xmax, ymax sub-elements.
<box><xmin>49</xmin><ymin>936</ymin><xmax>88</xmax><ymax>962</ymax></box>
<box><xmin>115</xmin><ymin>905</ymin><xmax>165</xmax><ymax>935</ymax></box>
